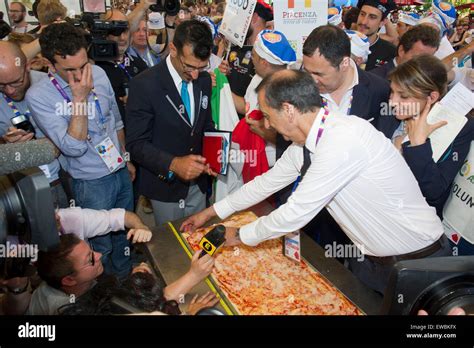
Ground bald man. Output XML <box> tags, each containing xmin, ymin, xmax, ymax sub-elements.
<box><xmin>0</xmin><ymin>41</ymin><xmax>67</xmax><ymax>208</ymax></box>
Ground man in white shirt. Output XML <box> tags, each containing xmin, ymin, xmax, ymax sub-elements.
<box><xmin>182</xmin><ymin>69</ymin><xmax>451</xmax><ymax>293</ymax></box>
<box><xmin>8</xmin><ymin>2</ymin><xmax>33</xmax><ymax>34</ymax></box>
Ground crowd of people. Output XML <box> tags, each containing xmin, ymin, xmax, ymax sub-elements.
<box><xmin>0</xmin><ymin>0</ymin><xmax>473</xmax><ymax>316</ymax></box>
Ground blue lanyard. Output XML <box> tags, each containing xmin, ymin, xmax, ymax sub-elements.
<box><xmin>2</xmin><ymin>94</ymin><xmax>31</xmax><ymax>119</ymax></box>
<box><xmin>117</xmin><ymin>62</ymin><xmax>132</xmax><ymax>80</ymax></box>
<box><xmin>48</xmin><ymin>72</ymin><xmax>107</xmax><ymax>131</ymax></box>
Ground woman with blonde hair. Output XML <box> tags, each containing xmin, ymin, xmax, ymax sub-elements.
<box><xmin>389</xmin><ymin>54</ymin><xmax>474</xmax><ymax>218</ymax></box>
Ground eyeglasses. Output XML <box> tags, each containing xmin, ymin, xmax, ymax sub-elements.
<box><xmin>178</xmin><ymin>55</ymin><xmax>210</xmax><ymax>73</ymax></box>
<box><xmin>0</xmin><ymin>69</ymin><xmax>27</xmax><ymax>91</ymax></box>
<box><xmin>73</xmin><ymin>250</ymin><xmax>96</xmax><ymax>273</ymax></box>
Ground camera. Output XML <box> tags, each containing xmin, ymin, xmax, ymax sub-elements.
<box><xmin>381</xmin><ymin>256</ymin><xmax>474</xmax><ymax>315</ymax></box>
<box><xmin>144</xmin><ymin>0</ymin><xmax>181</xmax><ymax>16</ymax></box>
<box><xmin>0</xmin><ymin>168</ymin><xmax>59</xmax><ymax>279</ymax></box>
<box><xmin>65</xmin><ymin>0</ymin><xmax>130</xmax><ymax>61</ymax></box>
<box><xmin>10</xmin><ymin>115</ymin><xmax>36</xmax><ymax>137</ymax></box>
<box><xmin>68</xmin><ymin>15</ymin><xmax>128</xmax><ymax>61</ymax></box>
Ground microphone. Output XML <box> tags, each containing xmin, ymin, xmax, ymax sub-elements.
<box><xmin>198</xmin><ymin>225</ymin><xmax>226</xmax><ymax>258</ymax></box>
<box><xmin>0</xmin><ymin>139</ymin><xmax>59</xmax><ymax>176</ymax></box>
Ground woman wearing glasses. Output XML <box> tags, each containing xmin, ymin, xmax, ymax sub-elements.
<box><xmin>389</xmin><ymin>54</ymin><xmax>474</xmax><ymax>254</ymax></box>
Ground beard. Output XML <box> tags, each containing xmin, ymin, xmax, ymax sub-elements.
<box><xmin>13</xmin><ymin>13</ymin><xmax>25</xmax><ymax>24</ymax></box>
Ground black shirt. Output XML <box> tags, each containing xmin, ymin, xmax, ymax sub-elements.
<box><xmin>96</xmin><ymin>53</ymin><xmax>148</xmax><ymax>125</ymax></box>
<box><xmin>365</xmin><ymin>37</ymin><xmax>396</xmax><ymax>71</ymax></box>
<box><xmin>227</xmin><ymin>45</ymin><xmax>255</xmax><ymax>99</ymax></box>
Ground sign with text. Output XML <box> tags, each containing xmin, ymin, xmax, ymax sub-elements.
<box><xmin>274</xmin><ymin>0</ymin><xmax>328</xmax><ymax>59</ymax></box>
<box><xmin>218</xmin><ymin>0</ymin><xmax>257</xmax><ymax>47</ymax></box>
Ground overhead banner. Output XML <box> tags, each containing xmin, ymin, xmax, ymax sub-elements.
<box><xmin>274</xmin><ymin>0</ymin><xmax>329</xmax><ymax>59</ymax></box>
<box><xmin>219</xmin><ymin>0</ymin><xmax>257</xmax><ymax>47</ymax></box>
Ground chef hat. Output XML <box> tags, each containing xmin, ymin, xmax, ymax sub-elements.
<box><xmin>328</xmin><ymin>6</ymin><xmax>343</xmax><ymax>26</ymax></box>
<box><xmin>357</xmin><ymin>0</ymin><xmax>397</xmax><ymax>19</ymax></box>
<box><xmin>196</xmin><ymin>16</ymin><xmax>218</xmax><ymax>39</ymax></box>
<box><xmin>255</xmin><ymin>0</ymin><xmax>274</xmax><ymax>22</ymax></box>
<box><xmin>419</xmin><ymin>12</ymin><xmax>450</xmax><ymax>36</ymax></box>
<box><xmin>431</xmin><ymin>0</ymin><xmax>456</xmax><ymax>27</ymax></box>
<box><xmin>254</xmin><ymin>30</ymin><xmax>297</xmax><ymax>65</ymax></box>
<box><xmin>398</xmin><ymin>12</ymin><xmax>420</xmax><ymax>26</ymax></box>
<box><xmin>345</xmin><ymin>29</ymin><xmax>371</xmax><ymax>63</ymax></box>
<box><xmin>148</xmin><ymin>12</ymin><xmax>165</xmax><ymax>30</ymax></box>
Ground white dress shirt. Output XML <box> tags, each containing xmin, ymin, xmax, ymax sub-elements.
<box><xmin>214</xmin><ymin>109</ymin><xmax>444</xmax><ymax>256</ymax></box>
<box><xmin>166</xmin><ymin>55</ymin><xmax>195</xmax><ymax>125</ymax></box>
<box><xmin>58</xmin><ymin>207</ymin><xmax>125</xmax><ymax>241</ymax></box>
<box><xmin>320</xmin><ymin>59</ymin><xmax>359</xmax><ymax>115</ymax></box>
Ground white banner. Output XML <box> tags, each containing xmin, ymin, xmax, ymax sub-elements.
<box><xmin>218</xmin><ymin>0</ymin><xmax>257</xmax><ymax>48</ymax></box>
<box><xmin>274</xmin><ymin>0</ymin><xmax>328</xmax><ymax>59</ymax></box>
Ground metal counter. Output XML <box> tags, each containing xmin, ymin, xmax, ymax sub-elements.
<box><xmin>143</xmin><ymin>205</ymin><xmax>383</xmax><ymax>315</ymax></box>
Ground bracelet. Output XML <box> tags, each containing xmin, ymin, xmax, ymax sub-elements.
<box><xmin>7</xmin><ymin>279</ymin><xmax>30</xmax><ymax>295</ymax></box>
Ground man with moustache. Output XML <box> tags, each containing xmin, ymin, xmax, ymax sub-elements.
<box><xmin>356</xmin><ymin>0</ymin><xmax>398</xmax><ymax>71</ymax></box>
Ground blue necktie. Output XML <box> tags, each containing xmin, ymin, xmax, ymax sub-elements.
<box><xmin>181</xmin><ymin>80</ymin><xmax>191</xmax><ymax>123</ymax></box>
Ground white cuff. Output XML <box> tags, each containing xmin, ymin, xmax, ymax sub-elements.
<box><xmin>109</xmin><ymin>208</ymin><xmax>126</xmax><ymax>231</ymax></box>
<box><xmin>213</xmin><ymin>199</ymin><xmax>235</xmax><ymax>220</ymax></box>
<box><xmin>239</xmin><ymin>220</ymin><xmax>261</xmax><ymax>247</ymax></box>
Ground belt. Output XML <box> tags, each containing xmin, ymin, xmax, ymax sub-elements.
<box><xmin>49</xmin><ymin>179</ymin><xmax>61</xmax><ymax>187</ymax></box>
<box><xmin>366</xmin><ymin>236</ymin><xmax>445</xmax><ymax>265</ymax></box>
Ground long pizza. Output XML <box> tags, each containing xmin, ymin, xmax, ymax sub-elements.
<box><xmin>181</xmin><ymin>211</ymin><xmax>362</xmax><ymax>315</ymax></box>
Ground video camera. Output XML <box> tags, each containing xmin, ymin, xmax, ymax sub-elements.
<box><xmin>67</xmin><ymin>0</ymin><xmax>128</xmax><ymax>61</ymax></box>
<box><xmin>139</xmin><ymin>0</ymin><xmax>180</xmax><ymax>16</ymax></box>
<box><xmin>0</xmin><ymin>168</ymin><xmax>59</xmax><ymax>279</ymax></box>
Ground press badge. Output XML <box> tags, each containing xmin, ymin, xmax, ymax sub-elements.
<box><xmin>38</xmin><ymin>165</ymin><xmax>51</xmax><ymax>179</ymax></box>
<box><xmin>94</xmin><ymin>137</ymin><xmax>124</xmax><ymax>172</ymax></box>
<box><xmin>284</xmin><ymin>231</ymin><xmax>301</xmax><ymax>263</ymax></box>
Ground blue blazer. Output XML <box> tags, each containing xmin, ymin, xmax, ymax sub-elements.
<box><xmin>125</xmin><ymin>60</ymin><xmax>215</xmax><ymax>202</ymax></box>
<box><xmin>402</xmin><ymin>117</ymin><xmax>474</xmax><ymax>217</ymax></box>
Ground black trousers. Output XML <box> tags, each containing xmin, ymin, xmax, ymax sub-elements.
<box><xmin>348</xmin><ymin>235</ymin><xmax>452</xmax><ymax>295</ymax></box>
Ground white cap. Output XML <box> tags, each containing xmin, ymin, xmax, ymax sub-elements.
<box><xmin>148</xmin><ymin>12</ymin><xmax>165</xmax><ymax>30</ymax></box>
<box><xmin>345</xmin><ymin>30</ymin><xmax>371</xmax><ymax>63</ymax></box>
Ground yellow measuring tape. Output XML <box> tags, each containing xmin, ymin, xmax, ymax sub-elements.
<box><xmin>167</xmin><ymin>222</ymin><xmax>234</xmax><ymax>315</ymax></box>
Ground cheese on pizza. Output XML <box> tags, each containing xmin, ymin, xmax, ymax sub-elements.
<box><xmin>182</xmin><ymin>211</ymin><xmax>362</xmax><ymax>315</ymax></box>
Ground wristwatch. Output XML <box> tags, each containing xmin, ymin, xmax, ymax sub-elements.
<box><xmin>167</xmin><ymin>170</ymin><xmax>175</xmax><ymax>181</ymax></box>
<box><xmin>235</xmin><ymin>228</ymin><xmax>241</xmax><ymax>242</ymax></box>
<box><xmin>7</xmin><ymin>279</ymin><xmax>29</xmax><ymax>295</ymax></box>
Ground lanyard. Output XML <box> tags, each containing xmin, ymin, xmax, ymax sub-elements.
<box><xmin>322</xmin><ymin>93</ymin><xmax>353</xmax><ymax>115</ymax></box>
<box><xmin>116</xmin><ymin>62</ymin><xmax>132</xmax><ymax>80</ymax></box>
<box><xmin>292</xmin><ymin>108</ymin><xmax>330</xmax><ymax>192</ymax></box>
<box><xmin>48</xmin><ymin>72</ymin><xmax>107</xmax><ymax>132</ymax></box>
<box><xmin>2</xmin><ymin>94</ymin><xmax>31</xmax><ymax>119</ymax></box>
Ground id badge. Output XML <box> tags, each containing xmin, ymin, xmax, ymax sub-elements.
<box><xmin>94</xmin><ymin>136</ymin><xmax>124</xmax><ymax>173</ymax></box>
<box><xmin>284</xmin><ymin>231</ymin><xmax>301</xmax><ymax>262</ymax></box>
<box><xmin>38</xmin><ymin>165</ymin><xmax>51</xmax><ymax>179</ymax></box>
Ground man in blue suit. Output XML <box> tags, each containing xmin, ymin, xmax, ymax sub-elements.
<box><xmin>125</xmin><ymin>20</ymin><xmax>216</xmax><ymax>226</ymax></box>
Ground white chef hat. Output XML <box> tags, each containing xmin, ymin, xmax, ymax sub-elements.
<box><xmin>148</xmin><ymin>12</ymin><xmax>165</xmax><ymax>30</ymax></box>
<box><xmin>345</xmin><ymin>29</ymin><xmax>371</xmax><ymax>63</ymax></box>
<box><xmin>254</xmin><ymin>30</ymin><xmax>297</xmax><ymax>65</ymax></box>
<box><xmin>398</xmin><ymin>12</ymin><xmax>420</xmax><ymax>26</ymax></box>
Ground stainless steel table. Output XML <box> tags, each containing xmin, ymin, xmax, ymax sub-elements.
<box><xmin>143</xmin><ymin>204</ymin><xmax>383</xmax><ymax>315</ymax></box>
